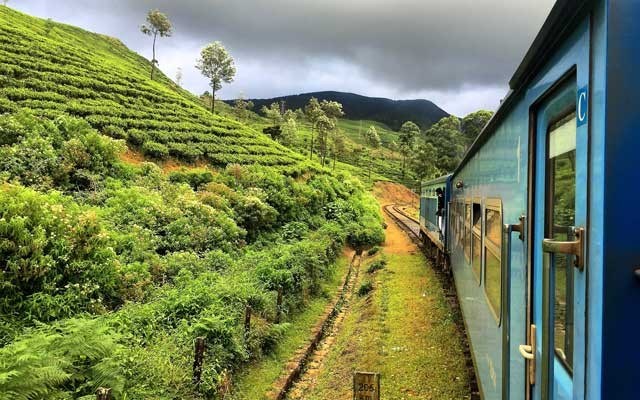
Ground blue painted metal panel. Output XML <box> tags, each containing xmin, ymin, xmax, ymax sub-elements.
<box><xmin>448</xmin><ymin>5</ymin><xmax>604</xmax><ymax>399</ymax></box>
<box><xmin>585</xmin><ymin>2</ymin><xmax>606</xmax><ymax>398</ymax></box>
<box><xmin>450</xmin><ymin>105</ymin><xmax>528</xmax><ymax>399</ymax></box>
<box><xmin>601</xmin><ymin>0</ymin><xmax>640</xmax><ymax>398</ymax></box>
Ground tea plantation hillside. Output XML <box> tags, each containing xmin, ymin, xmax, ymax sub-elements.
<box><xmin>0</xmin><ymin>7</ymin><xmax>386</xmax><ymax>399</ymax></box>
<box><xmin>0</xmin><ymin>6</ymin><xmax>304</xmax><ymax>169</ymax></box>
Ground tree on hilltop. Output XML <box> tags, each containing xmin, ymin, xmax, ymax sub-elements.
<box><xmin>140</xmin><ymin>9</ymin><xmax>173</xmax><ymax>80</ymax></box>
<box><xmin>196</xmin><ymin>42</ymin><xmax>236</xmax><ymax>114</ymax></box>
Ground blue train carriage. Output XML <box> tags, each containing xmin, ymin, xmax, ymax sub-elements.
<box><xmin>443</xmin><ymin>0</ymin><xmax>640</xmax><ymax>399</ymax></box>
<box><xmin>419</xmin><ymin>174</ymin><xmax>452</xmax><ymax>269</ymax></box>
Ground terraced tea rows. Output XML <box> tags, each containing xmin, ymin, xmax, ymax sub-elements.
<box><xmin>0</xmin><ymin>7</ymin><xmax>303</xmax><ymax>168</ymax></box>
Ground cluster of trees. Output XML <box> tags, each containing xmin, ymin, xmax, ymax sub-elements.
<box><xmin>407</xmin><ymin>110</ymin><xmax>494</xmax><ymax>182</ymax></box>
<box><xmin>257</xmin><ymin>97</ymin><xmax>348</xmax><ymax>169</ymax></box>
<box><xmin>140</xmin><ymin>10</ymin><xmax>236</xmax><ymax>114</ymax></box>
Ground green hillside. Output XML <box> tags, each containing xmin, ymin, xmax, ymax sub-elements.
<box><xmin>0</xmin><ymin>6</ymin><xmax>303</xmax><ymax>169</ymax></box>
<box><xmin>0</xmin><ymin>7</ymin><xmax>385</xmax><ymax>399</ymax></box>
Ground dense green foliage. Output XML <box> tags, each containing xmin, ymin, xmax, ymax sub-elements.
<box><xmin>0</xmin><ymin>112</ymin><xmax>384</xmax><ymax>399</ymax></box>
<box><xmin>410</xmin><ymin>110</ymin><xmax>493</xmax><ymax>180</ymax></box>
<box><xmin>0</xmin><ymin>7</ymin><xmax>302</xmax><ymax>168</ymax></box>
<box><xmin>0</xmin><ymin>9</ymin><xmax>386</xmax><ymax>399</ymax></box>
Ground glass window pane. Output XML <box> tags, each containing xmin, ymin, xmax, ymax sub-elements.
<box><xmin>484</xmin><ymin>205</ymin><xmax>502</xmax><ymax>321</ymax></box>
<box><xmin>472</xmin><ymin>234</ymin><xmax>481</xmax><ymax>281</ymax></box>
<box><xmin>485</xmin><ymin>249</ymin><xmax>501</xmax><ymax>317</ymax></box>
<box><xmin>486</xmin><ymin>209</ymin><xmax>501</xmax><ymax>247</ymax></box>
<box><xmin>547</xmin><ymin>113</ymin><xmax>576</xmax><ymax>373</ymax></box>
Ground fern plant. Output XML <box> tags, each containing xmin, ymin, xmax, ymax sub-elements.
<box><xmin>0</xmin><ymin>319</ymin><xmax>124</xmax><ymax>400</ymax></box>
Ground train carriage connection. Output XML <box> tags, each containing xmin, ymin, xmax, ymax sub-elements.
<box><xmin>418</xmin><ymin>0</ymin><xmax>640</xmax><ymax>399</ymax></box>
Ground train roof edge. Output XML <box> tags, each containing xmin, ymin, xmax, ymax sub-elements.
<box><xmin>421</xmin><ymin>173</ymin><xmax>452</xmax><ymax>187</ymax></box>
<box><xmin>452</xmin><ymin>0</ymin><xmax>596</xmax><ymax>177</ymax></box>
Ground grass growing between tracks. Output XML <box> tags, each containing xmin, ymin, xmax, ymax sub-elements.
<box><xmin>230</xmin><ymin>254</ymin><xmax>352</xmax><ymax>399</ymax></box>
<box><xmin>304</xmin><ymin>218</ymin><xmax>470</xmax><ymax>399</ymax></box>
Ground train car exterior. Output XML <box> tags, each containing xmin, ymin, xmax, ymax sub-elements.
<box><xmin>420</xmin><ymin>1</ymin><xmax>640</xmax><ymax>399</ymax></box>
<box><xmin>419</xmin><ymin>174</ymin><xmax>452</xmax><ymax>260</ymax></box>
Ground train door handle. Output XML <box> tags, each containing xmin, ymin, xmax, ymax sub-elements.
<box><xmin>542</xmin><ymin>227</ymin><xmax>585</xmax><ymax>271</ymax></box>
<box><xmin>519</xmin><ymin>344</ymin><xmax>534</xmax><ymax>360</ymax></box>
<box><xmin>519</xmin><ymin>324</ymin><xmax>536</xmax><ymax>385</ymax></box>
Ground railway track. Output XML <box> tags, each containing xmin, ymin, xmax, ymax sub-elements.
<box><xmin>383</xmin><ymin>204</ymin><xmax>421</xmax><ymax>242</ymax></box>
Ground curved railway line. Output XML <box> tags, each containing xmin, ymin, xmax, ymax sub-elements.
<box><xmin>383</xmin><ymin>204</ymin><xmax>421</xmax><ymax>242</ymax></box>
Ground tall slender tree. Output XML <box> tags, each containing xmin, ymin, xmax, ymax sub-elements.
<box><xmin>315</xmin><ymin>115</ymin><xmax>335</xmax><ymax>167</ymax></box>
<box><xmin>140</xmin><ymin>9</ymin><xmax>173</xmax><ymax>80</ymax></box>
<box><xmin>196</xmin><ymin>42</ymin><xmax>236</xmax><ymax>114</ymax></box>
<box><xmin>318</xmin><ymin>100</ymin><xmax>344</xmax><ymax>166</ymax></box>
<box><xmin>304</xmin><ymin>98</ymin><xmax>324</xmax><ymax>160</ymax></box>
<box><xmin>261</xmin><ymin>103</ymin><xmax>283</xmax><ymax>126</ymax></box>
<box><xmin>233</xmin><ymin>95</ymin><xmax>254</xmax><ymax>122</ymax></box>
<box><xmin>399</xmin><ymin>121</ymin><xmax>420</xmax><ymax>178</ymax></box>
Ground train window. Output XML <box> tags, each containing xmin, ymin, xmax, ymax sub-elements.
<box><xmin>464</xmin><ymin>201</ymin><xmax>471</xmax><ymax>263</ymax></box>
<box><xmin>484</xmin><ymin>199</ymin><xmax>502</xmax><ymax>322</ymax></box>
<box><xmin>547</xmin><ymin>113</ymin><xmax>577</xmax><ymax>373</ymax></box>
<box><xmin>472</xmin><ymin>202</ymin><xmax>482</xmax><ymax>283</ymax></box>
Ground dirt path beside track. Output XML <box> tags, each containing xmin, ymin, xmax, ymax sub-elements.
<box><xmin>282</xmin><ymin>182</ymin><xmax>470</xmax><ymax>400</ymax></box>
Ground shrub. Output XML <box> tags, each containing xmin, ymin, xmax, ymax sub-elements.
<box><xmin>367</xmin><ymin>245</ymin><xmax>381</xmax><ymax>256</ymax></box>
<box><xmin>127</xmin><ymin>128</ymin><xmax>147</xmax><ymax>145</ymax></box>
<box><xmin>0</xmin><ymin>184</ymin><xmax>120</xmax><ymax>321</ymax></box>
<box><xmin>103</xmin><ymin>125</ymin><xmax>127</xmax><ymax>140</ymax></box>
<box><xmin>141</xmin><ymin>141</ymin><xmax>169</xmax><ymax>159</ymax></box>
<box><xmin>367</xmin><ymin>259</ymin><xmax>387</xmax><ymax>274</ymax></box>
<box><xmin>168</xmin><ymin>168</ymin><xmax>215</xmax><ymax>191</ymax></box>
<box><xmin>357</xmin><ymin>280</ymin><xmax>374</xmax><ymax>297</ymax></box>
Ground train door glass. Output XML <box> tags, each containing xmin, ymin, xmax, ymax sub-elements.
<box><xmin>530</xmin><ymin>80</ymin><xmax>587</xmax><ymax>400</ymax></box>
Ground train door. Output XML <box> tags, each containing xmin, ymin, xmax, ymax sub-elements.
<box><xmin>524</xmin><ymin>78</ymin><xmax>588</xmax><ymax>400</ymax></box>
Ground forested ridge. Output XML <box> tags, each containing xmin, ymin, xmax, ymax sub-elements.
<box><xmin>0</xmin><ymin>7</ymin><xmax>385</xmax><ymax>399</ymax></box>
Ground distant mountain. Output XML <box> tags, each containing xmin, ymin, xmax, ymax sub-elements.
<box><xmin>228</xmin><ymin>91</ymin><xmax>450</xmax><ymax>131</ymax></box>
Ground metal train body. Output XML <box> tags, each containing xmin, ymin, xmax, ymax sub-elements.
<box><xmin>418</xmin><ymin>1</ymin><xmax>640</xmax><ymax>399</ymax></box>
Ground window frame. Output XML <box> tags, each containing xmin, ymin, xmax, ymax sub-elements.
<box><xmin>483</xmin><ymin>198</ymin><xmax>503</xmax><ymax>325</ymax></box>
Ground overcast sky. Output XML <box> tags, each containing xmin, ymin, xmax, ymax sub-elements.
<box><xmin>12</xmin><ymin>0</ymin><xmax>555</xmax><ymax>116</ymax></box>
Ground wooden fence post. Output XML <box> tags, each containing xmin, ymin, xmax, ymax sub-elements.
<box><xmin>193</xmin><ymin>336</ymin><xmax>206</xmax><ymax>385</ymax></box>
<box><xmin>96</xmin><ymin>387</ymin><xmax>111</xmax><ymax>400</ymax></box>
<box><xmin>244</xmin><ymin>304</ymin><xmax>252</xmax><ymax>339</ymax></box>
<box><xmin>276</xmin><ymin>286</ymin><xmax>283</xmax><ymax>323</ymax></box>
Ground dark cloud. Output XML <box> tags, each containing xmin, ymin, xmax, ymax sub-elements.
<box><xmin>11</xmin><ymin>0</ymin><xmax>555</xmax><ymax>115</ymax></box>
